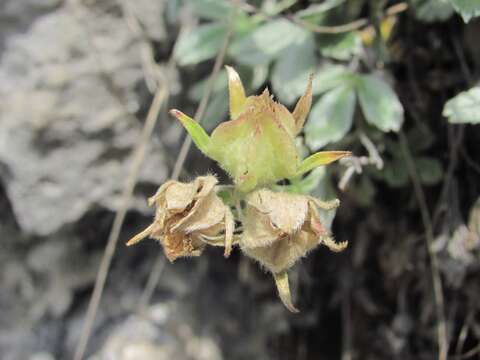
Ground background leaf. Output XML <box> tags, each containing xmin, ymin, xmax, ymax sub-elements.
<box><xmin>411</xmin><ymin>0</ymin><xmax>454</xmax><ymax>22</ymax></box>
<box><xmin>312</xmin><ymin>64</ymin><xmax>354</xmax><ymax>95</ymax></box>
<box><xmin>416</xmin><ymin>157</ymin><xmax>443</xmax><ymax>185</ymax></box>
<box><xmin>407</xmin><ymin>123</ymin><xmax>435</xmax><ymax>152</ymax></box>
<box><xmin>448</xmin><ymin>0</ymin><xmax>480</xmax><ymax>22</ymax></box>
<box><xmin>305</xmin><ymin>85</ymin><xmax>356</xmax><ymax>149</ymax></box>
<box><xmin>201</xmin><ymin>92</ymin><xmax>229</xmax><ymax>130</ymax></box>
<box><xmin>382</xmin><ymin>158</ymin><xmax>409</xmax><ymax>188</ymax></box>
<box><xmin>188</xmin><ymin>71</ymin><xmax>228</xmax><ymax>100</ymax></box>
<box><xmin>356</xmin><ymin>74</ymin><xmax>404</xmax><ymax>132</ymax></box>
<box><xmin>250</xmin><ymin>65</ymin><xmax>269</xmax><ymax>91</ymax></box>
<box><xmin>271</xmin><ymin>34</ymin><xmax>317</xmax><ymax>105</ymax></box>
<box><xmin>443</xmin><ymin>86</ymin><xmax>480</xmax><ymax>124</ymax></box>
<box><xmin>319</xmin><ymin>32</ymin><xmax>362</xmax><ymax>61</ymax></box>
<box><xmin>187</xmin><ymin>0</ymin><xmax>234</xmax><ymax>20</ymax></box>
<box><xmin>296</xmin><ymin>0</ymin><xmax>346</xmax><ymax>19</ymax></box>
<box><xmin>275</xmin><ymin>167</ymin><xmax>326</xmax><ymax>194</ymax></box>
<box><xmin>229</xmin><ymin>19</ymin><xmax>309</xmax><ymax>66</ymax></box>
<box><xmin>349</xmin><ymin>176</ymin><xmax>376</xmax><ymax>206</ymax></box>
<box><xmin>175</xmin><ymin>23</ymin><xmax>226</xmax><ymax>66</ymax></box>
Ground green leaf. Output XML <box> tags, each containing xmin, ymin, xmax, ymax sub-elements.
<box><xmin>217</xmin><ymin>186</ymin><xmax>235</xmax><ymax>206</ymax></box>
<box><xmin>305</xmin><ymin>85</ymin><xmax>356</xmax><ymax>149</ymax></box>
<box><xmin>319</xmin><ymin>32</ymin><xmax>362</xmax><ymax>61</ymax></box>
<box><xmin>449</xmin><ymin>0</ymin><xmax>480</xmax><ymax>22</ymax></box>
<box><xmin>188</xmin><ymin>70</ymin><xmax>227</xmax><ymax>101</ymax></box>
<box><xmin>250</xmin><ymin>65</ymin><xmax>269</xmax><ymax>91</ymax></box>
<box><xmin>350</xmin><ymin>175</ymin><xmax>376</xmax><ymax>206</ymax></box>
<box><xmin>296</xmin><ymin>0</ymin><xmax>346</xmax><ymax>18</ymax></box>
<box><xmin>407</xmin><ymin>123</ymin><xmax>435</xmax><ymax>152</ymax></box>
<box><xmin>416</xmin><ymin>157</ymin><xmax>443</xmax><ymax>185</ymax></box>
<box><xmin>263</xmin><ymin>0</ymin><xmax>298</xmax><ymax>16</ymax></box>
<box><xmin>443</xmin><ymin>86</ymin><xmax>480</xmax><ymax>124</ymax></box>
<box><xmin>275</xmin><ymin>167</ymin><xmax>326</xmax><ymax>194</ymax></box>
<box><xmin>411</xmin><ymin>0</ymin><xmax>454</xmax><ymax>22</ymax></box>
<box><xmin>312</xmin><ymin>64</ymin><xmax>354</xmax><ymax>95</ymax></box>
<box><xmin>189</xmin><ymin>66</ymin><xmax>269</xmax><ymax>102</ymax></box>
<box><xmin>175</xmin><ymin>23</ymin><xmax>226</xmax><ymax>66</ymax></box>
<box><xmin>187</xmin><ymin>71</ymin><xmax>228</xmax><ymax>130</ymax></box>
<box><xmin>271</xmin><ymin>34</ymin><xmax>317</xmax><ymax>105</ymax></box>
<box><xmin>382</xmin><ymin>159</ymin><xmax>409</xmax><ymax>188</ymax></box>
<box><xmin>356</xmin><ymin>74</ymin><xmax>404</xmax><ymax>132</ymax></box>
<box><xmin>295</xmin><ymin>168</ymin><xmax>326</xmax><ymax>194</ymax></box>
<box><xmin>187</xmin><ymin>0</ymin><xmax>234</xmax><ymax>20</ymax></box>
<box><xmin>229</xmin><ymin>19</ymin><xmax>309</xmax><ymax>66</ymax></box>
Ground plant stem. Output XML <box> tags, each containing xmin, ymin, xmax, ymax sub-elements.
<box><xmin>399</xmin><ymin>131</ymin><xmax>448</xmax><ymax>360</ymax></box>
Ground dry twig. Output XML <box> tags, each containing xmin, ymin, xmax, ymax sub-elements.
<box><xmin>231</xmin><ymin>0</ymin><xmax>408</xmax><ymax>34</ymax></box>
<box><xmin>338</xmin><ymin>131</ymin><xmax>383</xmax><ymax>191</ymax></box>
<box><xmin>137</xmin><ymin>10</ymin><xmax>237</xmax><ymax>311</ymax></box>
<box><xmin>73</xmin><ymin>85</ymin><xmax>168</xmax><ymax>360</ymax></box>
<box><xmin>72</xmin><ymin>2</ymin><xmax>170</xmax><ymax>358</ymax></box>
<box><xmin>433</xmin><ymin>34</ymin><xmax>471</xmax><ymax>228</ymax></box>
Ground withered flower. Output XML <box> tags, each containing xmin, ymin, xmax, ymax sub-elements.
<box><xmin>240</xmin><ymin>189</ymin><xmax>347</xmax><ymax>312</ymax></box>
<box><xmin>126</xmin><ymin>176</ymin><xmax>234</xmax><ymax>261</ymax></box>
<box><xmin>170</xmin><ymin>66</ymin><xmax>350</xmax><ymax>192</ymax></box>
<box><xmin>127</xmin><ymin>68</ymin><xmax>352</xmax><ymax>313</ymax></box>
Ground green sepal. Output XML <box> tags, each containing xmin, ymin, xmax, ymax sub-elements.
<box><xmin>295</xmin><ymin>151</ymin><xmax>351</xmax><ymax>177</ymax></box>
<box><xmin>170</xmin><ymin>109</ymin><xmax>212</xmax><ymax>155</ymax></box>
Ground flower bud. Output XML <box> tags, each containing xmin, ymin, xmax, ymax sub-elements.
<box><xmin>170</xmin><ymin>66</ymin><xmax>351</xmax><ymax>192</ymax></box>
<box><xmin>126</xmin><ymin>176</ymin><xmax>234</xmax><ymax>261</ymax></box>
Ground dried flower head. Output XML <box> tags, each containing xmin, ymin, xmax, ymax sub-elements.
<box><xmin>126</xmin><ymin>176</ymin><xmax>234</xmax><ymax>261</ymax></box>
<box><xmin>240</xmin><ymin>189</ymin><xmax>347</xmax><ymax>311</ymax></box>
<box><xmin>170</xmin><ymin>66</ymin><xmax>350</xmax><ymax>192</ymax></box>
<box><xmin>128</xmin><ymin>69</ymin><xmax>352</xmax><ymax>313</ymax></box>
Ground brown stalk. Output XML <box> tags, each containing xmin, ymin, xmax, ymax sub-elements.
<box><xmin>72</xmin><ymin>3</ymin><xmax>172</xmax><ymax>359</ymax></box>
<box><xmin>136</xmin><ymin>10</ymin><xmax>237</xmax><ymax>312</ymax></box>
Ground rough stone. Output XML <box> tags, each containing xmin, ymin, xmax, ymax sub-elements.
<box><xmin>88</xmin><ymin>303</ymin><xmax>223</xmax><ymax>360</ymax></box>
<box><xmin>0</xmin><ymin>2</ymin><xmax>168</xmax><ymax>235</ymax></box>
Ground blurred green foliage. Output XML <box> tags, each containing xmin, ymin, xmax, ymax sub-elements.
<box><xmin>167</xmin><ymin>0</ymin><xmax>480</xmax><ymax>196</ymax></box>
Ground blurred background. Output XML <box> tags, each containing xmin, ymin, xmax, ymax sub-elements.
<box><xmin>1</xmin><ymin>0</ymin><xmax>480</xmax><ymax>359</ymax></box>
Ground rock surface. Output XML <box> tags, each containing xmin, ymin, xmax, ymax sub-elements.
<box><xmin>0</xmin><ymin>0</ymin><xmax>167</xmax><ymax>235</ymax></box>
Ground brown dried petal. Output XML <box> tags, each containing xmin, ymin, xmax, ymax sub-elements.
<box><xmin>242</xmin><ymin>230</ymin><xmax>322</xmax><ymax>274</ymax></box>
<box><xmin>172</xmin><ymin>190</ymin><xmax>226</xmax><ymax>233</ymax></box>
<box><xmin>240</xmin><ymin>189</ymin><xmax>345</xmax><ymax>273</ymax></box>
<box><xmin>162</xmin><ymin>230</ymin><xmax>205</xmax><ymax>262</ymax></box>
<box><xmin>126</xmin><ymin>176</ymin><xmax>234</xmax><ymax>261</ymax></box>
<box><xmin>242</xmin><ymin>190</ymin><xmax>308</xmax><ymax>249</ymax></box>
<box><xmin>292</xmin><ymin>73</ymin><xmax>313</xmax><ymax>135</ymax></box>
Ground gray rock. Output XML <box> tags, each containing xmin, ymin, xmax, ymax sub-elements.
<box><xmin>121</xmin><ymin>0</ymin><xmax>166</xmax><ymax>41</ymax></box>
<box><xmin>0</xmin><ymin>3</ymin><xmax>168</xmax><ymax>235</ymax></box>
<box><xmin>88</xmin><ymin>303</ymin><xmax>223</xmax><ymax>360</ymax></box>
<box><xmin>25</xmin><ymin>236</ymin><xmax>101</xmax><ymax>319</ymax></box>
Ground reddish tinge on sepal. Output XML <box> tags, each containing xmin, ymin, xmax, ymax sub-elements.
<box><xmin>239</xmin><ymin>189</ymin><xmax>347</xmax><ymax>312</ymax></box>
